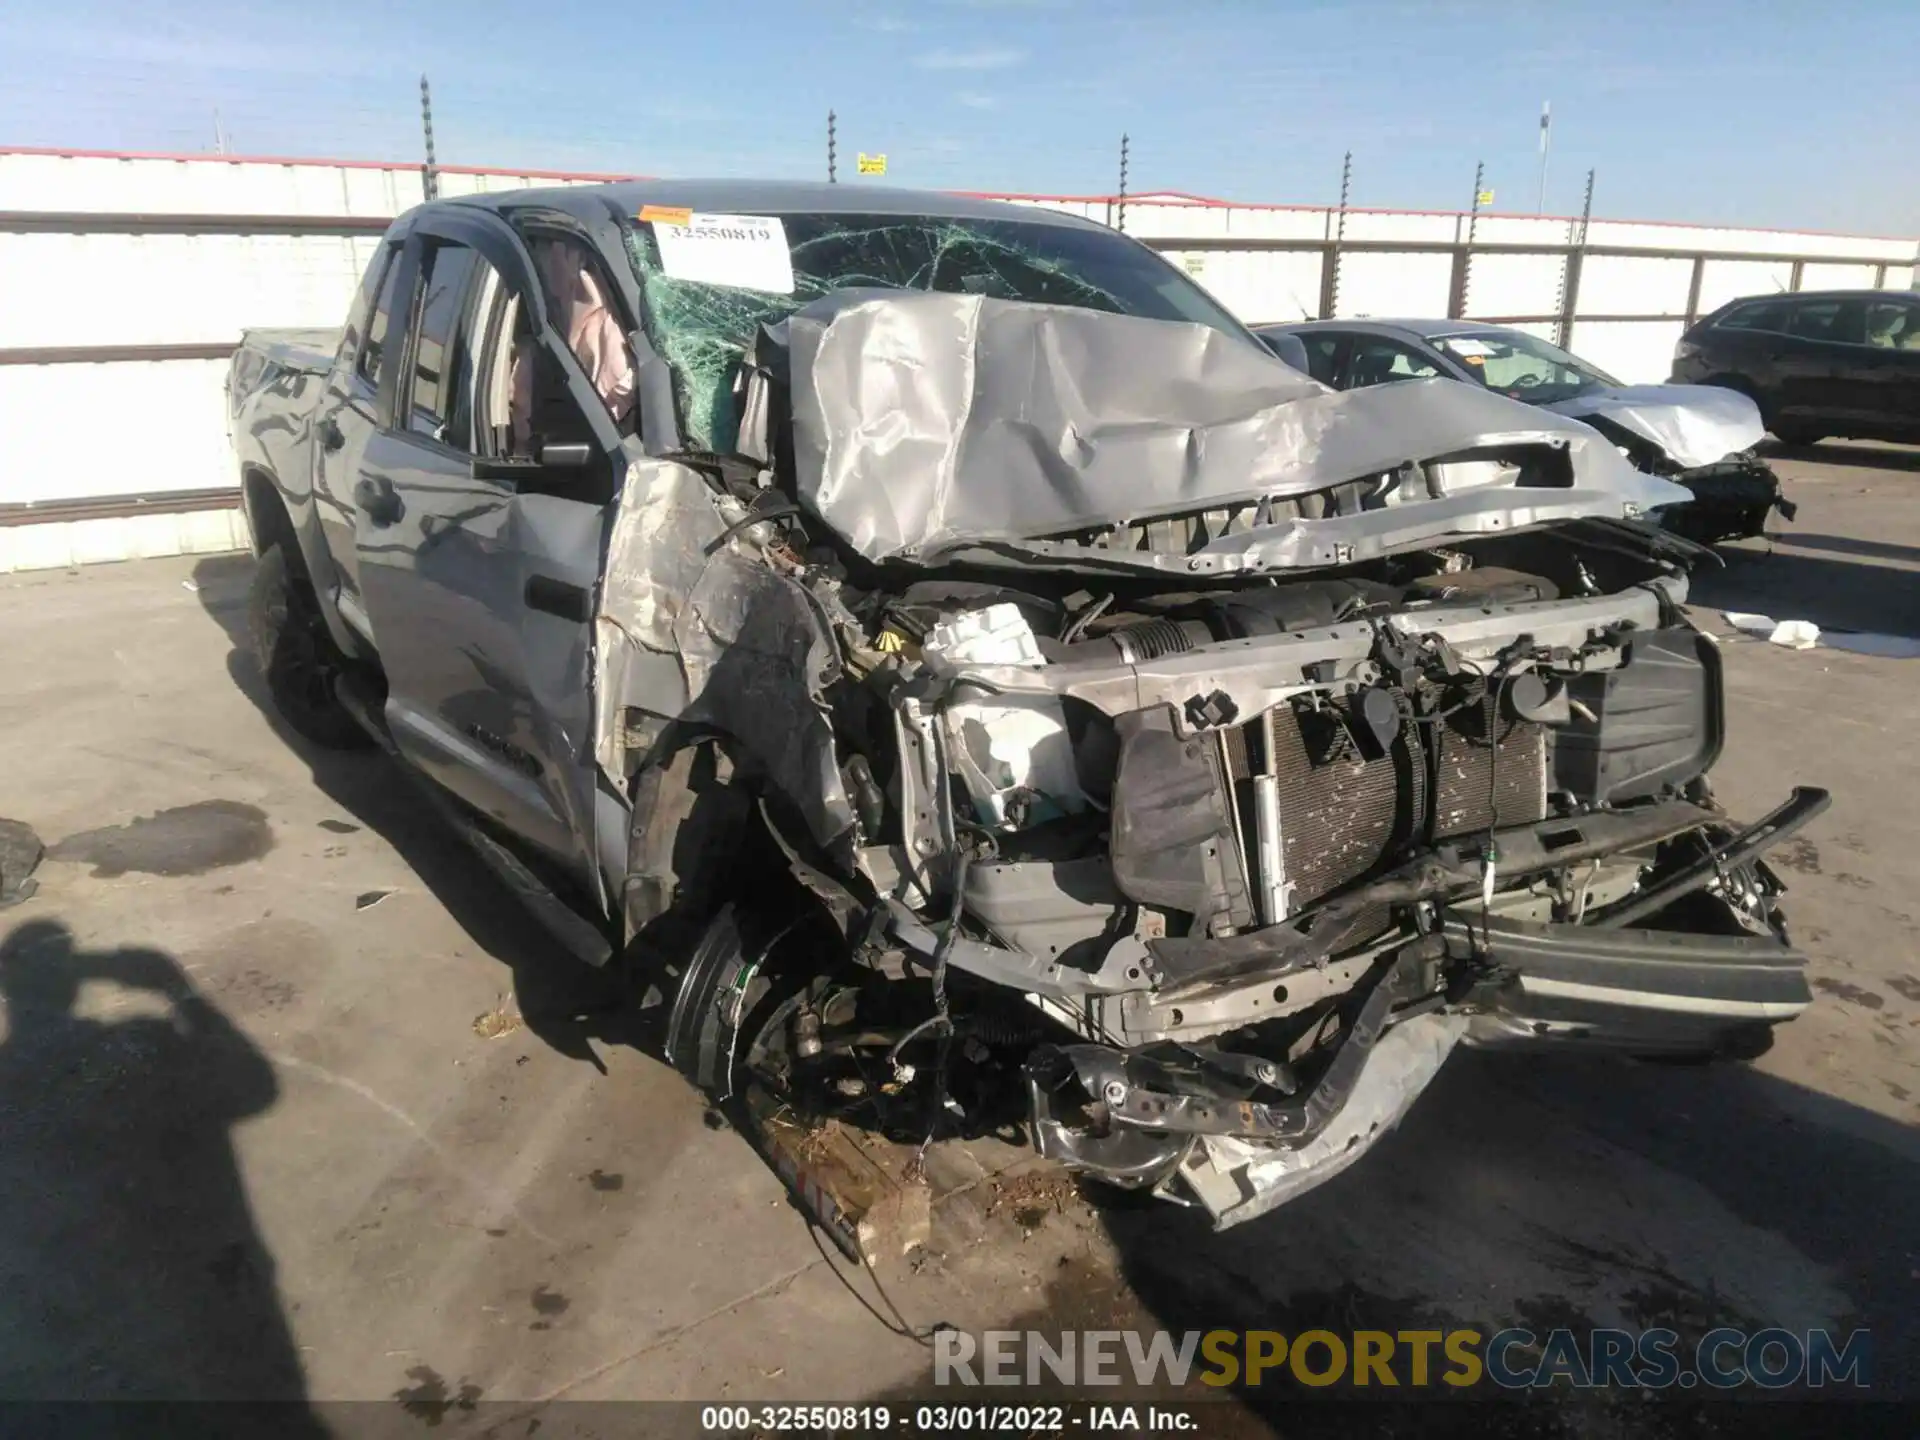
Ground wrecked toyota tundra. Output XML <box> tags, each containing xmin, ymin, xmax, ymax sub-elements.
<box><xmin>228</xmin><ymin>182</ymin><xmax>1822</xmax><ymax>1231</ymax></box>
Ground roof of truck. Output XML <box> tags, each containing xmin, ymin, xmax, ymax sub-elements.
<box><xmin>442</xmin><ymin>178</ymin><xmax>1109</xmax><ymax>230</ymax></box>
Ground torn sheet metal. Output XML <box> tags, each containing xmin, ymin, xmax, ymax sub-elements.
<box><xmin>1180</xmin><ymin>1013</ymin><xmax>1467</xmax><ymax>1229</ymax></box>
<box><xmin>592</xmin><ymin>450</ymin><xmax>855</xmax><ymax>849</ymax></box>
<box><xmin>1546</xmin><ymin>384</ymin><xmax>1766</xmax><ymax>470</ymax></box>
<box><xmin>776</xmin><ymin>292</ymin><xmax>1688</xmax><ymax>565</ymax></box>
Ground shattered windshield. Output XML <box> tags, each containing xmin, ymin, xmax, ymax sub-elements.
<box><xmin>1433</xmin><ymin>329</ymin><xmax>1618</xmax><ymax>403</ymax></box>
<box><xmin>621</xmin><ymin>211</ymin><xmax>1250</xmax><ymax>452</ymax></box>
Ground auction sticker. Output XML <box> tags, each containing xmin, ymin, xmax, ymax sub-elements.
<box><xmin>648</xmin><ymin>211</ymin><xmax>794</xmax><ymax>293</ymax></box>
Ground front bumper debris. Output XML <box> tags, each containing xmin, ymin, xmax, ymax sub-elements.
<box><xmin>1664</xmin><ymin>456</ymin><xmax>1796</xmax><ymax>543</ymax></box>
<box><xmin>1024</xmin><ymin>787</ymin><xmax>1819</xmax><ymax>1228</ymax></box>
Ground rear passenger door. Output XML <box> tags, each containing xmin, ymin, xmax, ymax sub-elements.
<box><xmin>1860</xmin><ymin>296</ymin><xmax>1920</xmax><ymax>436</ymax></box>
<box><xmin>312</xmin><ymin>236</ymin><xmax>409</xmax><ymax>642</ymax></box>
<box><xmin>352</xmin><ymin>210</ymin><xmax>630</xmax><ymax>901</ymax></box>
<box><xmin>1777</xmin><ymin>297</ymin><xmax>1866</xmax><ymax>425</ymax></box>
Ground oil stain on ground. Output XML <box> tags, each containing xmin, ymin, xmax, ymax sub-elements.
<box><xmin>49</xmin><ymin>800</ymin><xmax>273</xmax><ymax>878</ymax></box>
<box><xmin>392</xmin><ymin>1364</ymin><xmax>482</xmax><ymax>1424</ymax></box>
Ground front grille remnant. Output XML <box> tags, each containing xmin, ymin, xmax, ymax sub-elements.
<box><xmin>1230</xmin><ymin>687</ymin><xmax>1551</xmax><ymax>919</ymax></box>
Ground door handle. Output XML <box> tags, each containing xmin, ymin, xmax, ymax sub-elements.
<box><xmin>319</xmin><ymin>416</ymin><xmax>346</xmax><ymax>452</ymax></box>
<box><xmin>353</xmin><ymin>475</ymin><xmax>405</xmax><ymax>527</ymax></box>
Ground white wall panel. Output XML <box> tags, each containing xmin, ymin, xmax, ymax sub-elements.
<box><xmin>0</xmin><ymin>360</ymin><xmax>233</xmax><ymax>503</ymax></box>
<box><xmin>1563</xmin><ymin>320</ymin><xmax>1688</xmax><ymax>385</ymax></box>
<box><xmin>0</xmin><ymin>233</ymin><xmax>376</xmax><ymax>347</ymax></box>
<box><xmin>1168</xmin><ymin>249</ymin><xmax>1323</xmax><ymax>324</ymax></box>
<box><xmin>1695</xmin><ymin>260</ymin><xmax>1798</xmax><ymax>313</ymax></box>
<box><xmin>1577</xmin><ymin>255</ymin><xmax>1694</xmax><ymax>316</ymax></box>
<box><xmin>1800</xmin><ymin>262</ymin><xmax>1880</xmax><ymax>290</ymax></box>
<box><xmin>1463</xmin><ymin>253</ymin><xmax>1565</xmax><ymax>318</ymax></box>
<box><xmin>1334</xmin><ymin>251</ymin><xmax>1453</xmax><ymax>317</ymax></box>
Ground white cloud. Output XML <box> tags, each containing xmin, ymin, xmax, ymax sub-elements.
<box><xmin>955</xmin><ymin>90</ymin><xmax>997</xmax><ymax>109</ymax></box>
<box><xmin>912</xmin><ymin>47</ymin><xmax>1027</xmax><ymax>71</ymax></box>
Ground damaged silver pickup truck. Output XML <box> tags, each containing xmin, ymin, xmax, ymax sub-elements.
<box><xmin>229</xmin><ymin>182</ymin><xmax>1823</xmax><ymax>1231</ymax></box>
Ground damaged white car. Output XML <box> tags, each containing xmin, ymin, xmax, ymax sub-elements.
<box><xmin>229</xmin><ymin>182</ymin><xmax>1823</xmax><ymax>1234</ymax></box>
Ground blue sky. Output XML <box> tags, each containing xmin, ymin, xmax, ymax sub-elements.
<box><xmin>1</xmin><ymin>0</ymin><xmax>1913</xmax><ymax>234</ymax></box>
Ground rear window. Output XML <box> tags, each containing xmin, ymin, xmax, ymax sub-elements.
<box><xmin>358</xmin><ymin>248</ymin><xmax>408</xmax><ymax>385</ymax></box>
<box><xmin>1714</xmin><ymin>300</ymin><xmax>1789</xmax><ymax>335</ymax></box>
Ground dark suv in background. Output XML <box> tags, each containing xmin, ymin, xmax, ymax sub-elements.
<box><xmin>1671</xmin><ymin>289</ymin><xmax>1920</xmax><ymax>446</ymax></box>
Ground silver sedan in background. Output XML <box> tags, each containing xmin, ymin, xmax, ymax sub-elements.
<box><xmin>1255</xmin><ymin>318</ymin><xmax>1795</xmax><ymax>544</ymax></box>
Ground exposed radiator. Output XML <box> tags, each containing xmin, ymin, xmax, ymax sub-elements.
<box><xmin>1224</xmin><ymin>688</ymin><xmax>1549</xmax><ymax>919</ymax></box>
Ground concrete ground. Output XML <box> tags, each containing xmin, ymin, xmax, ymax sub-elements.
<box><xmin>1</xmin><ymin>441</ymin><xmax>1917</xmax><ymax>1432</ymax></box>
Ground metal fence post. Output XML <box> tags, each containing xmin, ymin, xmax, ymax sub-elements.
<box><xmin>1116</xmin><ymin>133</ymin><xmax>1129</xmax><ymax>235</ymax></box>
<box><xmin>1684</xmin><ymin>255</ymin><xmax>1706</xmax><ymax>327</ymax></box>
<box><xmin>419</xmin><ymin>75</ymin><xmax>438</xmax><ymax>201</ymax></box>
<box><xmin>1448</xmin><ymin>161</ymin><xmax>1484</xmax><ymax>319</ymax></box>
<box><xmin>827</xmin><ymin>110</ymin><xmax>837</xmax><ymax>184</ymax></box>
<box><xmin>1320</xmin><ymin>151</ymin><xmax>1351</xmax><ymax>319</ymax></box>
<box><xmin>1555</xmin><ymin>168</ymin><xmax>1594</xmax><ymax>349</ymax></box>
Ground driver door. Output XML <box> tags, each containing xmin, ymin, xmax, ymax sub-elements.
<box><xmin>351</xmin><ymin>211</ymin><xmax>630</xmax><ymax>902</ymax></box>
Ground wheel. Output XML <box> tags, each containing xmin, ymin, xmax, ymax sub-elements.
<box><xmin>247</xmin><ymin>543</ymin><xmax>372</xmax><ymax>749</ymax></box>
<box><xmin>1771</xmin><ymin>423</ymin><xmax>1826</xmax><ymax>448</ymax></box>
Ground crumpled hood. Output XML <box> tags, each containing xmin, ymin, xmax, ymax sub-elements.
<box><xmin>768</xmin><ymin>292</ymin><xmax>1688</xmax><ymax>565</ymax></box>
<box><xmin>1543</xmin><ymin>384</ymin><xmax>1766</xmax><ymax>470</ymax></box>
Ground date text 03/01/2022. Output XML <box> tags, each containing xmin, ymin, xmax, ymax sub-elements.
<box><xmin>699</xmin><ymin>1404</ymin><xmax>1198</xmax><ymax>1432</ymax></box>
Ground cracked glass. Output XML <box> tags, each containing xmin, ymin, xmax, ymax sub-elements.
<box><xmin>621</xmin><ymin>212</ymin><xmax>1247</xmax><ymax>452</ymax></box>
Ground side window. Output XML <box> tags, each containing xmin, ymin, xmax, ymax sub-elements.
<box><xmin>357</xmin><ymin>246</ymin><xmax>407</xmax><ymax>386</ymax></box>
<box><xmin>1717</xmin><ymin>300</ymin><xmax>1788</xmax><ymax>334</ymax></box>
<box><xmin>1347</xmin><ymin>336</ymin><xmax>1441</xmax><ymax>388</ymax></box>
<box><xmin>406</xmin><ymin>242</ymin><xmax>485</xmax><ymax>446</ymax></box>
<box><xmin>1786</xmin><ymin>299</ymin><xmax>1863</xmax><ymax>344</ymax></box>
<box><xmin>1865</xmin><ymin>300</ymin><xmax>1920</xmax><ymax>350</ymax></box>
<box><xmin>465</xmin><ymin>257</ymin><xmax>615</xmax><ymax>504</ymax></box>
<box><xmin>337</xmin><ymin>241</ymin><xmax>395</xmax><ymax>368</ymax></box>
<box><xmin>522</xmin><ymin>233</ymin><xmax>637</xmax><ymax>436</ymax></box>
<box><xmin>1300</xmin><ymin>335</ymin><xmax>1343</xmax><ymax>385</ymax></box>
<box><xmin>1787</xmin><ymin>300</ymin><xmax>1841</xmax><ymax>340</ymax></box>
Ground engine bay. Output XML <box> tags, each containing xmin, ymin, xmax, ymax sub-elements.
<box><xmin>655</xmin><ymin>515</ymin><xmax>1820</xmax><ymax>1229</ymax></box>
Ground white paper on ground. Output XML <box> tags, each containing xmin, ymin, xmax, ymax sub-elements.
<box><xmin>1722</xmin><ymin>611</ymin><xmax>1820</xmax><ymax>649</ymax></box>
<box><xmin>651</xmin><ymin>213</ymin><xmax>794</xmax><ymax>294</ymax></box>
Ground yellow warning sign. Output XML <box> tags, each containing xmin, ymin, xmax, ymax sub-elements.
<box><xmin>1476</xmin><ymin>190</ymin><xmax>1495</xmax><ymax>207</ymax></box>
<box><xmin>857</xmin><ymin>153</ymin><xmax>887</xmax><ymax>176</ymax></box>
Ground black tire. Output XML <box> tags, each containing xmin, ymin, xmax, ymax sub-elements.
<box><xmin>247</xmin><ymin>543</ymin><xmax>372</xmax><ymax>750</ymax></box>
<box><xmin>1771</xmin><ymin>423</ymin><xmax>1826</xmax><ymax>448</ymax></box>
